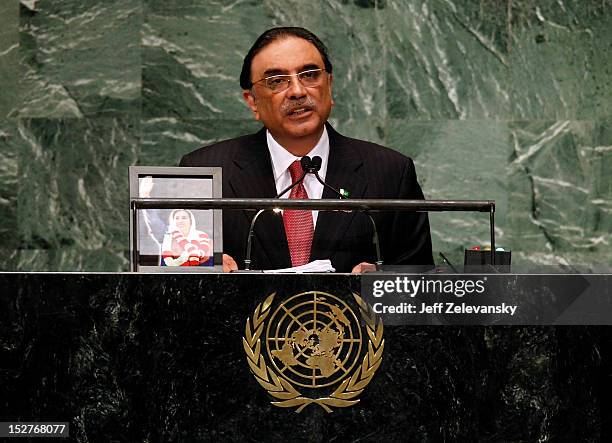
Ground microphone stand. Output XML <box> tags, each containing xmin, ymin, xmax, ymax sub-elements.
<box><xmin>312</xmin><ymin>169</ymin><xmax>383</xmax><ymax>269</ymax></box>
<box><xmin>244</xmin><ymin>155</ymin><xmax>384</xmax><ymax>270</ymax></box>
<box><xmin>244</xmin><ymin>157</ymin><xmax>312</xmax><ymax>270</ymax></box>
<box><xmin>244</xmin><ymin>209</ymin><xmax>266</xmax><ymax>271</ymax></box>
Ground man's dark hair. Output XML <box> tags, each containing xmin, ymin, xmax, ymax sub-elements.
<box><xmin>239</xmin><ymin>27</ymin><xmax>333</xmax><ymax>90</ymax></box>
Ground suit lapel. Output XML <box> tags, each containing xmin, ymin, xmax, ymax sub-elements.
<box><xmin>228</xmin><ymin>129</ymin><xmax>291</xmax><ymax>268</ymax></box>
<box><xmin>228</xmin><ymin>129</ymin><xmax>277</xmax><ymax>199</ymax></box>
<box><xmin>311</xmin><ymin>126</ymin><xmax>367</xmax><ymax>261</ymax></box>
<box><xmin>227</xmin><ymin>125</ymin><xmax>367</xmax><ymax>268</ymax></box>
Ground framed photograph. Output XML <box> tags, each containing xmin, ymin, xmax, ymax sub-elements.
<box><xmin>129</xmin><ymin>166</ymin><xmax>223</xmax><ymax>272</ymax></box>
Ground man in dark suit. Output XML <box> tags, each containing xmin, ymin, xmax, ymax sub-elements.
<box><xmin>180</xmin><ymin>27</ymin><xmax>433</xmax><ymax>272</ymax></box>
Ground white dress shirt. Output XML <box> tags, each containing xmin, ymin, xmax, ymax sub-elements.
<box><xmin>266</xmin><ymin>127</ymin><xmax>330</xmax><ymax>227</ymax></box>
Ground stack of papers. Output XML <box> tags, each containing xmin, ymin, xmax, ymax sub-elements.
<box><xmin>263</xmin><ymin>259</ymin><xmax>336</xmax><ymax>273</ymax></box>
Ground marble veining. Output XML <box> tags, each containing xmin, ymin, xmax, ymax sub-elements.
<box><xmin>15</xmin><ymin>0</ymin><xmax>141</xmax><ymax>118</ymax></box>
<box><xmin>0</xmin><ymin>0</ymin><xmax>610</xmax><ymax>271</ymax></box>
<box><xmin>0</xmin><ymin>0</ymin><xmax>20</xmax><ymax>117</ymax></box>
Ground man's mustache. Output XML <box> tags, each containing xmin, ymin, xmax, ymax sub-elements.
<box><xmin>281</xmin><ymin>97</ymin><xmax>316</xmax><ymax>115</ymax></box>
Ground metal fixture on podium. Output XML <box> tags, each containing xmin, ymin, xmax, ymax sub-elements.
<box><xmin>130</xmin><ymin>198</ymin><xmax>496</xmax><ymax>272</ymax></box>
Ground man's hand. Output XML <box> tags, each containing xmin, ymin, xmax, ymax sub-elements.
<box><xmin>351</xmin><ymin>262</ymin><xmax>377</xmax><ymax>274</ymax></box>
<box><xmin>223</xmin><ymin>254</ymin><xmax>238</xmax><ymax>272</ymax></box>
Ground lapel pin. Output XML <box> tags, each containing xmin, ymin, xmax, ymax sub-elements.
<box><xmin>339</xmin><ymin>188</ymin><xmax>350</xmax><ymax>198</ymax></box>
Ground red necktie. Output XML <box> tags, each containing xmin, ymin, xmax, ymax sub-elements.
<box><xmin>283</xmin><ymin>160</ymin><xmax>314</xmax><ymax>267</ymax></box>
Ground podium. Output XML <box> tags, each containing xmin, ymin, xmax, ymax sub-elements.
<box><xmin>1</xmin><ymin>273</ymin><xmax>610</xmax><ymax>441</ymax></box>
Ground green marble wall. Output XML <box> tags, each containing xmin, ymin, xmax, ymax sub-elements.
<box><xmin>0</xmin><ymin>0</ymin><xmax>610</xmax><ymax>271</ymax></box>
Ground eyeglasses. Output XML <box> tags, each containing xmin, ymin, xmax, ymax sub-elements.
<box><xmin>251</xmin><ymin>68</ymin><xmax>327</xmax><ymax>93</ymax></box>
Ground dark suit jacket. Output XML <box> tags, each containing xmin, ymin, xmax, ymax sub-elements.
<box><xmin>180</xmin><ymin>124</ymin><xmax>433</xmax><ymax>272</ymax></box>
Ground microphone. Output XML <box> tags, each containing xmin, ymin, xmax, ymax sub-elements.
<box><xmin>275</xmin><ymin>156</ymin><xmax>312</xmax><ymax>198</ymax></box>
<box><xmin>305</xmin><ymin>155</ymin><xmax>321</xmax><ymax>173</ymax></box>
<box><xmin>245</xmin><ymin>156</ymin><xmax>313</xmax><ymax>270</ymax></box>
<box><xmin>308</xmin><ymin>156</ymin><xmax>384</xmax><ymax>268</ymax></box>
<box><xmin>244</xmin><ymin>155</ymin><xmax>384</xmax><ymax>269</ymax></box>
<box><xmin>309</xmin><ymin>156</ymin><xmax>342</xmax><ymax>198</ymax></box>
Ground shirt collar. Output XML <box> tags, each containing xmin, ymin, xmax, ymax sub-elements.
<box><xmin>267</xmin><ymin>126</ymin><xmax>330</xmax><ymax>182</ymax></box>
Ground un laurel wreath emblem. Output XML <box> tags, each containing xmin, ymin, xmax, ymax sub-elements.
<box><xmin>242</xmin><ymin>291</ymin><xmax>384</xmax><ymax>413</ymax></box>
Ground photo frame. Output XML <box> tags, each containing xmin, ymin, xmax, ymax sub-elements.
<box><xmin>129</xmin><ymin>166</ymin><xmax>223</xmax><ymax>272</ymax></box>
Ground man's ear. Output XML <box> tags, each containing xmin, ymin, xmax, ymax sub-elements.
<box><xmin>328</xmin><ymin>74</ymin><xmax>335</xmax><ymax>107</ymax></box>
<box><xmin>243</xmin><ymin>89</ymin><xmax>260</xmax><ymax>120</ymax></box>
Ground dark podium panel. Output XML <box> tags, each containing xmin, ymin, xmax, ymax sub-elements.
<box><xmin>1</xmin><ymin>273</ymin><xmax>611</xmax><ymax>442</ymax></box>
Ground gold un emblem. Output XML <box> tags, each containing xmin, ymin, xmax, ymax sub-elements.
<box><xmin>242</xmin><ymin>291</ymin><xmax>384</xmax><ymax>412</ymax></box>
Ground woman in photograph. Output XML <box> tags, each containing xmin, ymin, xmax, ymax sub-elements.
<box><xmin>161</xmin><ymin>209</ymin><xmax>213</xmax><ymax>266</ymax></box>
